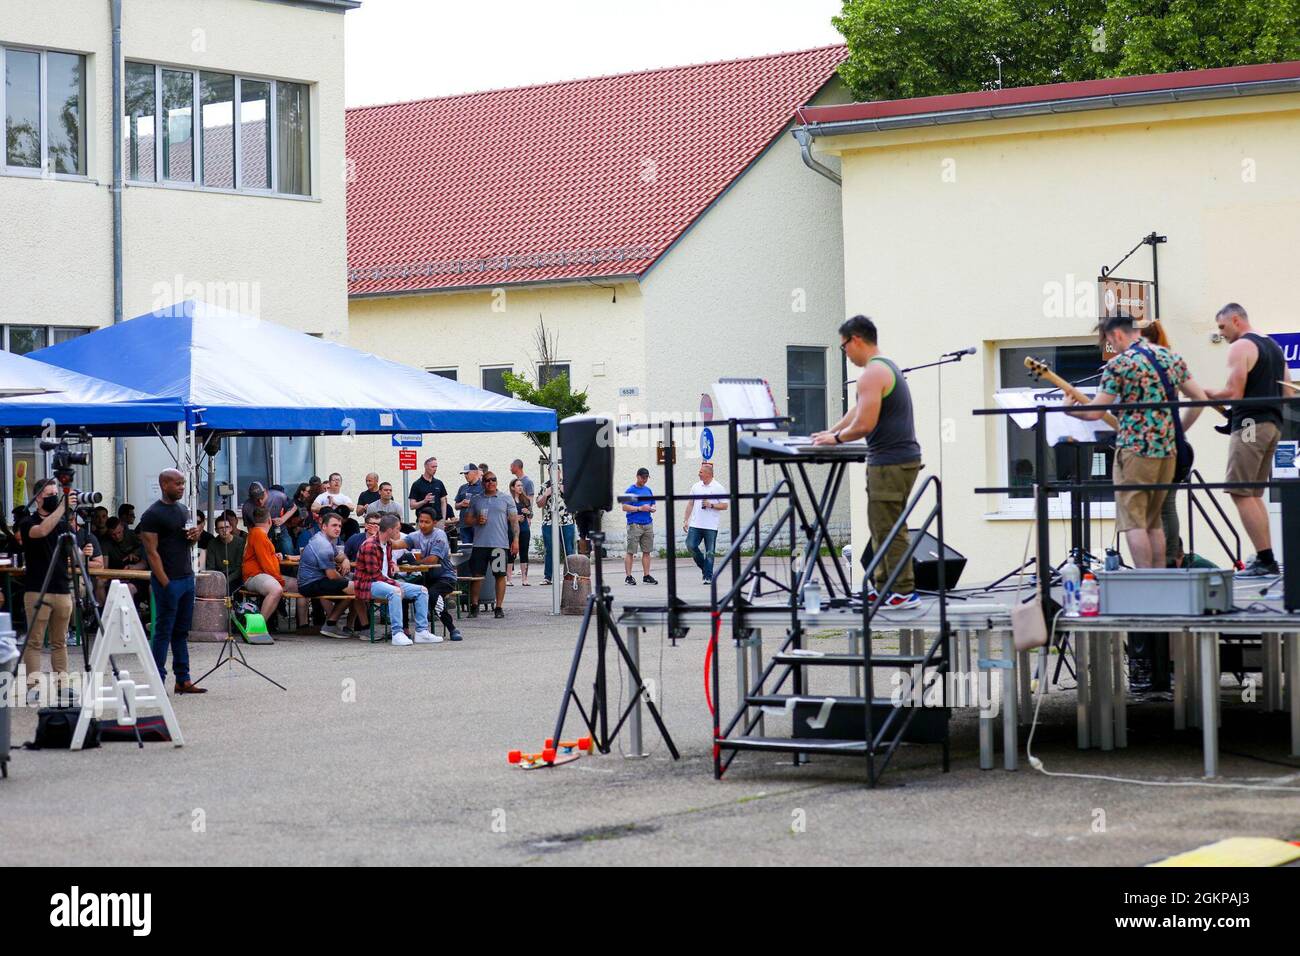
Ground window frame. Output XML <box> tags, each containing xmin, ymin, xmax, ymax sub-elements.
<box><xmin>1</xmin><ymin>44</ymin><xmax>90</xmax><ymax>180</ymax></box>
<box><xmin>537</xmin><ymin>362</ymin><xmax>570</xmax><ymax>387</ymax></box>
<box><xmin>786</xmin><ymin>345</ymin><xmax>829</xmax><ymax>436</ymax></box>
<box><xmin>990</xmin><ymin>339</ymin><xmax>1116</xmax><ymax>520</ymax></box>
<box><xmin>124</xmin><ymin>60</ymin><xmax>313</xmax><ymax>200</ymax></box>
<box><xmin>427</xmin><ymin>367</ymin><xmax>458</xmax><ymax>381</ymax></box>
<box><xmin>480</xmin><ymin>365</ymin><xmax>513</xmax><ymax>397</ymax></box>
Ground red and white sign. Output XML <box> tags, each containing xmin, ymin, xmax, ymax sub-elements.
<box><xmin>398</xmin><ymin>449</ymin><xmax>418</xmax><ymax>471</ymax></box>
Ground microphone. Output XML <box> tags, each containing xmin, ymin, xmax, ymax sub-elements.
<box><xmin>944</xmin><ymin>347</ymin><xmax>977</xmax><ymax>358</ymax></box>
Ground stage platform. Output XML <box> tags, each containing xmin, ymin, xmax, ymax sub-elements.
<box><xmin>616</xmin><ymin>576</ymin><xmax>1300</xmax><ymax>778</ymax></box>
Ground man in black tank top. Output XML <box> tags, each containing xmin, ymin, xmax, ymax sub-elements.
<box><xmin>1205</xmin><ymin>303</ymin><xmax>1292</xmax><ymax>576</ymax></box>
<box><xmin>814</xmin><ymin>315</ymin><xmax>923</xmax><ymax>609</ymax></box>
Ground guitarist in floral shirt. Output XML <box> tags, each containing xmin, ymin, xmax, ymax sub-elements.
<box><xmin>1066</xmin><ymin>315</ymin><xmax>1209</xmax><ymax>568</ymax></box>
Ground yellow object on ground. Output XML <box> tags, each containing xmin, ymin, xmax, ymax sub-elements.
<box><xmin>1151</xmin><ymin>837</ymin><xmax>1300</xmax><ymax>867</ymax></box>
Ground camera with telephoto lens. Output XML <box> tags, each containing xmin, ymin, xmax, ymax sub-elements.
<box><xmin>38</xmin><ymin>438</ymin><xmax>101</xmax><ymax>513</ymax></box>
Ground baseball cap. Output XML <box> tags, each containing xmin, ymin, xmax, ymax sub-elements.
<box><xmin>461</xmin><ymin>463</ymin><xmax>477</xmax><ymax>473</ymax></box>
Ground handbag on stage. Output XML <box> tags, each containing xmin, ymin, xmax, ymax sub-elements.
<box><xmin>1011</xmin><ymin>527</ymin><xmax>1048</xmax><ymax>652</ymax></box>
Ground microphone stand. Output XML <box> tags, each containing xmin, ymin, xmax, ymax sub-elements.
<box><xmin>898</xmin><ymin>350</ymin><xmax>975</xmax><ymax>504</ymax></box>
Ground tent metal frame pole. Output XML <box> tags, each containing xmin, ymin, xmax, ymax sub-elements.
<box><xmin>551</xmin><ymin>430</ymin><xmax>561</xmax><ymax>615</ymax></box>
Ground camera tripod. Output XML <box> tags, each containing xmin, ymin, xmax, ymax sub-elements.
<box><xmin>551</xmin><ymin>527</ymin><xmax>678</xmax><ymax>758</ymax></box>
<box><xmin>193</xmin><ymin>575</ymin><xmax>286</xmax><ymax>691</ymax></box>
<box><xmin>20</xmin><ymin>522</ymin><xmax>145</xmax><ymax>746</ymax></box>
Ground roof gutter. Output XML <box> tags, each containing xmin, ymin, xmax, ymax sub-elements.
<box><xmin>791</xmin><ymin>126</ymin><xmax>840</xmax><ymax>186</ymax></box>
<box><xmin>797</xmin><ymin>76</ymin><xmax>1300</xmax><ymax>140</ymax></box>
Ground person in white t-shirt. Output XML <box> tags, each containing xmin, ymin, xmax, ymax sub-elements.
<box><xmin>311</xmin><ymin>472</ymin><xmax>354</xmax><ymax>515</ymax></box>
<box><xmin>681</xmin><ymin>461</ymin><xmax>728</xmax><ymax>583</ymax></box>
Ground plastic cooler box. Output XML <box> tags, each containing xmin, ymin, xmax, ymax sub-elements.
<box><xmin>1096</xmin><ymin>568</ymin><xmax>1234</xmax><ymax>616</ymax></box>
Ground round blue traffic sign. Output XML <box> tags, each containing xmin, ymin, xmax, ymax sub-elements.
<box><xmin>700</xmin><ymin>427</ymin><xmax>714</xmax><ymax>461</ymax></box>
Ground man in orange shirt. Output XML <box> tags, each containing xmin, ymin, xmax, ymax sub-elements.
<box><xmin>242</xmin><ymin>506</ymin><xmax>305</xmax><ymax>628</ymax></box>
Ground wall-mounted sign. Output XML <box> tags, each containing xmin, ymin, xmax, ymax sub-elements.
<box><xmin>1275</xmin><ymin>441</ymin><xmax>1298</xmax><ymax>479</ymax></box>
<box><xmin>656</xmin><ymin>441</ymin><xmax>676</xmax><ymax>466</ymax></box>
<box><xmin>1268</xmin><ymin>334</ymin><xmax>1300</xmax><ymax>370</ymax></box>
<box><xmin>618</xmin><ymin>386</ymin><xmax>639</xmax><ymax>397</ymax></box>
<box><xmin>1098</xmin><ymin>276</ymin><xmax>1151</xmax><ymax>323</ymax></box>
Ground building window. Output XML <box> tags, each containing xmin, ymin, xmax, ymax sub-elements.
<box><xmin>276</xmin><ymin>80</ymin><xmax>310</xmax><ymax>196</ymax></box>
<box><xmin>125</xmin><ymin>62</ymin><xmax>312</xmax><ymax>197</ymax></box>
<box><xmin>481</xmin><ymin>366</ymin><xmax>512</xmax><ymax>397</ymax></box>
<box><xmin>428</xmin><ymin>367</ymin><xmax>458</xmax><ymax>382</ymax></box>
<box><xmin>200</xmin><ymin>72</ymin><xmax>236</xmax><ymax>189</ymax></box>
<box><xmin>786</xmin><ymin>347</ymin><xmax>827</xmax><ymax>435</ymax></box>
<box><xmin>3</xmin><ymin>47</ymin><xmax>87</xmax><ymax>175</ymax></box>
<box><xmin>124</xmin><ymin>61</ymin><xmax>156</xmax><ymax>182</ymax></box>
<box><xmin>2</xmin><ymin>325</ymin><xmax>95</xmax><ymax>516</ymax></box>
<box><xmin>538</xmin><ymin>363</ymin><xmax>570</xmax><ymax>387</ymax></box>
<box><xmin>996</xmin><ymin>343</ymin><xmax>1114</xmax><ymax>514</ymax></box>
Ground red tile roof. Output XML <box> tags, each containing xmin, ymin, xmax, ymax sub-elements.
<box><xmin>797</xmin><ymin>60</ymin><xmax>1300</xmax><ymax>129</ymax></box>
<box><xmin>346</xmin><ymin>45</ymin><xmax>846</xmax><ymax>296</ymax></box>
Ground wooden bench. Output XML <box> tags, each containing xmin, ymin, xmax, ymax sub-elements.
<box><xmin>239</xmin><ymin>588</ymin><xmax>442</xmax><ymax>644</ymax></box>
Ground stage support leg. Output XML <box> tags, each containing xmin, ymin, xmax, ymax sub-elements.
<box><xmin>1017</xmin><ymin>648</ymin><xmax>1031</xmax><ymax>727</ymax></box>
<box><xmin>1172</xmin><ymin>631</ymin><xmax>1187</xmax><ymax>730</ymax></box>
<box><xmin>626</xmin><ymin>626</ymin><xmax>646</xmax><ymax>758</ymax></box>
<box><xmin>550</xmin><ymin>431</ymin><xmax>561</xmax><ymax>616</ymax></box>
<box><xmin>848</xmin><ymin>628</ymin><xmax>861</xmax><ymax>699</ymax></box>
<box><xmin>734</xmin><ymin>636</ymin><xmax>748</xmax><ymax>718</ymax></box>
<box><xmin>749</xmin><ymin>629</ymin><xmax>765</xmax><ymax>737</ymax></box>
<box><xmin>1076</xmin><ymin>630</ymin><xmax>1090</xmax><ymax>750</ymax></box>
<box><xmin>1112</xmin><ymin>634</ymin><xmax>1127</xmax><ymax>749</ymax></box>
<box><xmin>978</xmin><ymin>629</ymin><xmax>993</xmax><ymax>770</ymax></box>
<box><xmin>1188</xmin><ymin>634</ymin><xmax>1201</xmax><ymax>729</ymax></box>
<box><xmin>1264</xmin><ymin>633</ymin><xmax>1282</xmax><ymax>712</ymax></box>
<box><xmin>1200</xmin><ymin>632</ymin><xmax>1219</xmax><ymax>778</ymax></box>
<box><xmin>1001</xmin><ymin>631</ymin><xmax>1018</xmax><ymax>770</ymax></box>
<box><xmin>1096</xmin><ymin>633</ymin><xmax>1113</xmax><ymax>752</ymax></box>
<box><xmin>1287</xmin><ymin>633</ymin><xmax>1300</xmax><ymax>757</ymax></box>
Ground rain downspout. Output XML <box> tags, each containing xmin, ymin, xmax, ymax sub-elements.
<box><xmin>791</xmin><ymin>125</ymin><xmax>848</xmax><ymax>414</ymax></box>
<box><xmin>111</xmin><ymin>0</ymin><xmax>127</xmax><ymax>505</ymax></box>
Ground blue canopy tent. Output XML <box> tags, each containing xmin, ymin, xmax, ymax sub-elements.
<box><xmin>0</xmin><ymin>347</ymin><xmax>184</xmax><ymax>435</ymax></box>
<box><xmin>32</xmin><ymin>300</ymin><xmax>566</xmax><ymax>612</ymax></box>
<box><xmin>29</xmin><ymin>299</ymin><xmax>556</xmax><ymax>435</ymax></box>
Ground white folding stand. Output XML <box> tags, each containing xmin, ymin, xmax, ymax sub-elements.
<box><xmin>72</xmin><ymin>580</ymin><xmax>184</xmax><ymax>750</ymax></box>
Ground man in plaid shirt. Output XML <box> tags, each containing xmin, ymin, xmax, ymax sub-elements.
<box><xmin>355</xmin><ymin>514</ymin><xmax>436</xmax><ymax>646</ymax></box>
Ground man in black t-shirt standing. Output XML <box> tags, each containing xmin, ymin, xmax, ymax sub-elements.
<box><xmin>17</xmin><ymin>478</ymin><xmax>78</xmax><ymax>702</ymax></box>
<box><xmin>408</xmin><ymin>457</ymin><xmax>448</xmax><ymax>524</ymax></box>
<box><xmin>138</xmin><ymin>468</ymin><xmax>206</xmax><ymax>694</ymax></box>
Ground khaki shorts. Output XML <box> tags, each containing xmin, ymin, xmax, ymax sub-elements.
<box><xmin>1226</xmin><ymin>420</ymin><xmax>1279</xmax><ymax>498</ymax></box>
<box><xmin>625</xmin><ymin>524</ymin><xmax>654</xmax><ymax>554</ymax></box>
<box><xmin>1114</xmin><ymin>449</ymin><xmax>1175</xmax><ymax>532</ymax></box>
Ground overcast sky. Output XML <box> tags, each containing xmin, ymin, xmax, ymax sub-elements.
<box><xmin>344</xmin><ymin>0</ymin><xmax>844</xmax><ymax>107</ymax></box>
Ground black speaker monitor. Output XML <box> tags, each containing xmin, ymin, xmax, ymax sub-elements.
<box><xmin>860</xmin><ymin>530</ymin><xmax>966</xmax><ymax>591</ymax></box>
<box><xmin>558</xmin><ymin>415</ymin><xmax>614</xmax><ymax>514</ymax></box>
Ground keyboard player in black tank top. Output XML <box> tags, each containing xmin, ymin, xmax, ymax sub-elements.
<box><xmin>1205</xmin><ymin>303</ymin><xmax>1292</xmax><ymax>576</ymax></box>
<box><xmin>814</xmin><ymin>315</ymin><xmax>923</xmax><ymax>610</ymax></box>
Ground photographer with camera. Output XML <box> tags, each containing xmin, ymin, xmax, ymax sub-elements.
<box><xmin>138</xmin><ymin>468</ymin><xmax>206</xmax><ymax>695</ymax></box>
<box><xmin>17</xmin><ymin>478</ymin><xmax>79</xmax><ymax>704</ymax></box>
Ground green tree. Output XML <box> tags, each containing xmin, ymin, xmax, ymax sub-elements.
<box><xmin>501</xmin><ymin>317</ymin><xmax>590</xmax><ymax>463</ymax></box>
<box><xmin>833</xmin><ymin>0</ymin><xmax>1300</xmax><ymax>102</ymax></box>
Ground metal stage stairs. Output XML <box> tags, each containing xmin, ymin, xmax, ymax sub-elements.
<box><xmin>711</xmin><ymin>475</ymin><xmax>953</xmax><ymax>788</ymax></box>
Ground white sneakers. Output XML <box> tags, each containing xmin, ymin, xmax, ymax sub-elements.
<box><xmin>390</xmin><ymin>629</ymin><xmax>442</xmax><ymax>645</ymax></box>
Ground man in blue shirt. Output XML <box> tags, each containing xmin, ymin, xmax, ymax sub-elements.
<box><xmin>622</xmin><ymin>467</ymin><xmax>658</xmax><ymax>586</ymax></box>
<box><xmin>297</xmin><ymin>511</ymin><xmax>353</xmax><ymax>638</ymax></box>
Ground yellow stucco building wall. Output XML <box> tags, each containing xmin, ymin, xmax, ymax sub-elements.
<box><xmin>818</xmin><ymin>92</ymin><xmax>1300</xmax><ymax>584</ymax></box>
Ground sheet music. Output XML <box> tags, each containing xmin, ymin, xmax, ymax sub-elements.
<box><xmin>712</xmin><ymin>378</ymin><xmax>780</xmax><ymax>429</ymax></box>
<box><xmin>994</xmin><ymin>388</ymin><xmax>1113</xmax><ymax>445</ymax></box>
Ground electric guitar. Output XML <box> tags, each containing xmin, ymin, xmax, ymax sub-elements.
<box><xmin>1022</xmin><ymin>357</ymin><xmax>1120</xmax><ymax>430</ymax></box>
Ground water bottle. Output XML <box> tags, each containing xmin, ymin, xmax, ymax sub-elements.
<box><xmin>1061</xmin><ymin>563</ymin><xmax>1081</xmax><ymax>617</ymax></box>
<box><xmin>1080</xmin><ymin>572</ymin><xmax>1100</xmax><ymax>617</ymax></box>
<box><xmin>804</xmin><ymin>579</ymin><xmax>822</xmax><ymax>615</ymax></box>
